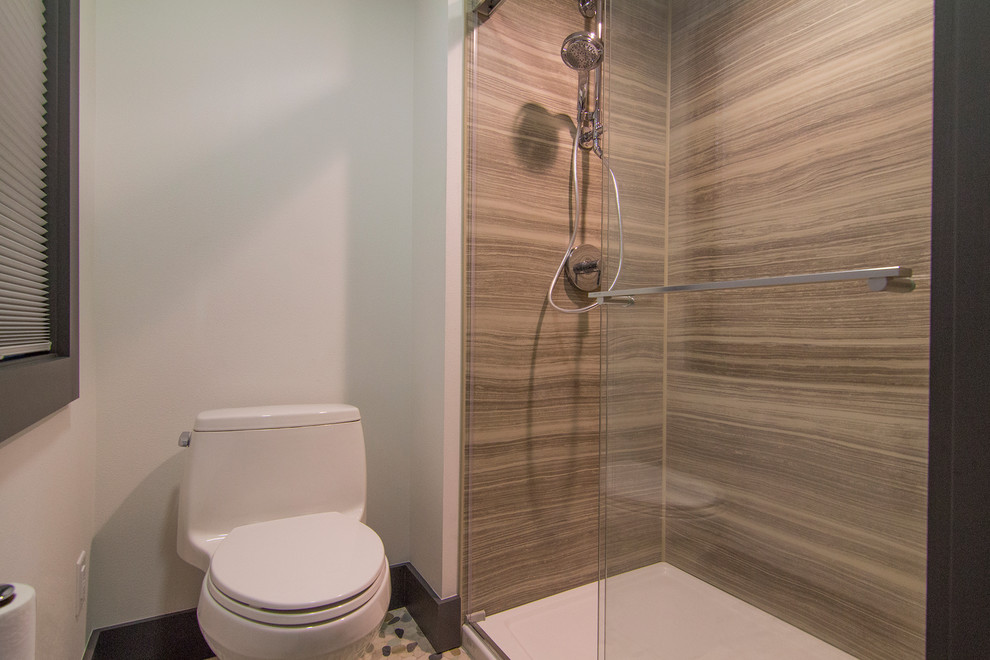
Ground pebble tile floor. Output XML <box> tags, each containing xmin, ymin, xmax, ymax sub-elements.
<box><xmin>207</xmin><ymin>608</ymin><xmax>466</xmax><ymax>659</ymax></box>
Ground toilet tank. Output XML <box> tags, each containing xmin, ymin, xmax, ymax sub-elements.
<box><xmin>177</xmin><ymin>404</ymin><xmax>367</xmax><ymax>572</ymax></box>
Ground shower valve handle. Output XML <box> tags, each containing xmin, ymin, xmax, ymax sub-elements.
<box><xmin>572</xmin><ymin>258</ymin><xmax>601</xmax><ymax>275</ymax></box>
<box><xmin>565</xmin><ymin>244</ymin><xmax>605</xmax><ymax>292</ymax></box>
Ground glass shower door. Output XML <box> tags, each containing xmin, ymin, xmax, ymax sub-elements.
<box><xmin>600</xmin><ymin>1</ymin><xmax>932</xmax><ymax>658</ymax></box>
<box><xmin>598</xmin><ymin>0</ymin><xmax>669</xmax><ymax>655</ymax></box>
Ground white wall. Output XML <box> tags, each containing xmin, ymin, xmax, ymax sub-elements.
<box><xmin>0</xmin><ymin>4</ymin><xmax>97</xmax><ymax>658</ymax></box>
<box><xmin>440</xmin><ymin>0</ymin><xmax>465</xmax><ymax>601</ymax></box>
<box><xmin>86</xmin><ymin>0</ymin><xmax>422</xmax><ymax>629</ymax></box>
<box><xmin>0</xmin><ymin>415</ymin><xmax>94</xmax><ymax>658</ymax></box>
<box><xmin>409</xmin><ymin>0</ymin><xmax>463</xmax><ymax>599</ymax></box>
<box><xmin>0</xmin><ymin>3</ymin><xmax>460</xmax><ymax>651</ymax></box>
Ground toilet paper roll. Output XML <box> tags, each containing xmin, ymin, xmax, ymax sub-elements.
<box><xmin>0</xmin><ymin>583</ymin><xmax>36</xmax><ymax>660</ymax></box>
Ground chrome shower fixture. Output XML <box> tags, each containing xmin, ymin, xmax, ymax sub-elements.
<box><xmin>560</xmin><ymin>31</ymin><xmax>604</xmax><ymax>71</ymax></box>
<box><xmin>560</xmin><ymin>31</ymin><xmax>604</xmax><ymax>153</ymax></box>
<box><xmin>548</xmin><ymin>0</ymin><xmax>624</xmax><ymax>315</ymax></box>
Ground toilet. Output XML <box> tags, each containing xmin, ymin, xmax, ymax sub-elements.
<box><xmin>177</xmin><ymin>404</ymin><xmax>390</xmax><ymax>660</ymax></box>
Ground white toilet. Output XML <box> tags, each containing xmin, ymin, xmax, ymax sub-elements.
<box><xmin>177</xmin><ymin>404</ymin><xmax>390</xmax><ymax>660</ymax></box>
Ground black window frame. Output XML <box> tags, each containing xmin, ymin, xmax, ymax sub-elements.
<box><xmin>0</xmin><ymin>0</ymin><xmax>79</xmax><ymax>443</ymax></box>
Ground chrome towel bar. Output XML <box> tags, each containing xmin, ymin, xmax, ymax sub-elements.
<box><xmin>588</xmin><ymin>267</ymin><xmax>915</xmax><ymax>304</ymax></box>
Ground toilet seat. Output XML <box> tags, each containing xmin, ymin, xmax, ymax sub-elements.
<box><xmin>206</xmin><ymin>560</ymin><xmax>388</xmax><ymax>626</ymax></box>
<box><xmin>207</xmin><ymin>512</ymin><xmax>387</xmax><ymax>626</ymax></box>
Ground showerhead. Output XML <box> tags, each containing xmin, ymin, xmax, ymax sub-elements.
<box><xmin>561</xmin><ymin>30</ymin><xmax>604</xmax><ymax>153</ymax></box>
<box><xmin>560</xmin><ymin>31</ymin><xmax>604</xmax><ymax>71</ymax></box>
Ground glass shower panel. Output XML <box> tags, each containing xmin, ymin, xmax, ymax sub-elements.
<box><xmin>601</xmin><ymin>0</ymin><xmax>932</xmax><ymax>658</ymax></box>
<box><xmin>598</xmin><ymin>0</ymin><xmax>669</xmax><ymax>655</ymax></box>
<box><xmin>464</xmin><ymin>0</ymin><xmax>606</xmax><ymax>638</ymax></box>
<box><xmin>662</xmin><ymin>284</ymin><xmax>927</xmax><ymax>659</ymax></box>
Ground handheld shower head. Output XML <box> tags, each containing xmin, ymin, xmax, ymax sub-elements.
<box><xmin>561</xmin><ymin>31</ymin><xmax>604</xmax><ymax>151</ymax></box>
<box><xmin>560</xmin><ymin>31</ymin><xmax>604</xmax><ymax>71</ymax></box>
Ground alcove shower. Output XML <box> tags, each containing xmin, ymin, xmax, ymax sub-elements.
<box><xmin>462</xmin><ymin>1</ymin><xmax>931</xmax><ymax>658</ymax></box>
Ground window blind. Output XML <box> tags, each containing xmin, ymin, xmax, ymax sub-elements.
<box><xmin>0</xmin><ymin>0</ymin><xmax>51</xmax><ymax>360</ymax></box>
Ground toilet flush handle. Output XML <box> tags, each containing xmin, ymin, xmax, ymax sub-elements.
<box><xmin>178</xmin><ymin>431</ymin><xmax>191</xmax><ymax>447</ymax></box>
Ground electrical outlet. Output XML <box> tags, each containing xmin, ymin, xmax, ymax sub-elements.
<box><xmin>76</xmin><ymin>550</ymin><xmax>87</xmax><ymax>618</ymax></box>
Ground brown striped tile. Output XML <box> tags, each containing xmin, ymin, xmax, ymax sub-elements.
<box><xmin>661</xmin><ymin>1</ymin><xmax>931</xmax><ymax>658</ymax></box>
<box><xmin>465</xmin><ymin>3</ymin><xmax>931</xmax><ymax>659</ymax></box>
<box><xmin>463</xmin><ymin>0</ymin><xmax>671</xmax><ymax>617</ymax></box>
<box><xmin>463</xmin><ymin>0</ymin><xmax>606</xmax><ymax>618</ymax></box>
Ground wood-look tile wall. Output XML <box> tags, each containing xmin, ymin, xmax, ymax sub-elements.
<box><xmin>465</xmin><ymin>2</ymin><xmax>932</xmax><ymax>658</ymax></box>
<box><xmin>600</xmin><ymin>0</ymin><xmax>669</xmax><ymax>578</ymax></box>
<box><xmin>463</xmin><ymin>0</ymin><xmax>604</xmax><ymax>618</ymax></box>
<box><xmin>662</xmin><ymin>1</ymin><xmax>932</xmax><ymax>659</ymax></box>
<box><xmin>463</xmin><ymin>0</ymin><xmax>670</xmax><ymax>617</ymax></box>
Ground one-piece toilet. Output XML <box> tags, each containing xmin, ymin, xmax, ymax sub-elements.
<box><xmin>177</xmin><ymin>404</ymin><xmax>390</xmax><ymax>660</ymax></box>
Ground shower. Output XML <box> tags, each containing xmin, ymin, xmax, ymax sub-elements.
<box><xmin>560</xmin><ymin>31</ymin><xmax>603</xmax><ymax>70</ymax></box>
<box><xmin>464</xmin><ymin>0</ymin><xmax>932</xmax><ymax>658</ymax></box>
<box><xmin>560</xmin><ymin>30</ymin><xmax>603</xmax><ymax>147</ymax></box>
<box><xmin>547</xmin><ymin>2</ymin><xmax>626</xmax><ymax>314</ymax></box>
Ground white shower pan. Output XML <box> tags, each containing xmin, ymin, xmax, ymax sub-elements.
<box><xmin>470</xmin><ymin>563</ymin><xmax>855</xmax><ymax>659</ymax></box>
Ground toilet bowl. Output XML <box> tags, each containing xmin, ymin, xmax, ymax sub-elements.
<box><xmin>177</xmin><ymin>404</ymin><xmax>390</xmax><ymax>660</ymax></box>
<box><xmin>197</xmin><ymin>513</ymin><xmax>390</xmax><ymax>660</ymax></box>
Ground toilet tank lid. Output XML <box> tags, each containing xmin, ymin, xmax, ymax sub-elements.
<box><xmin>193</xmin><ymin>404</ymin><xmax>360</xmax><ymax>432</ymax></box>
